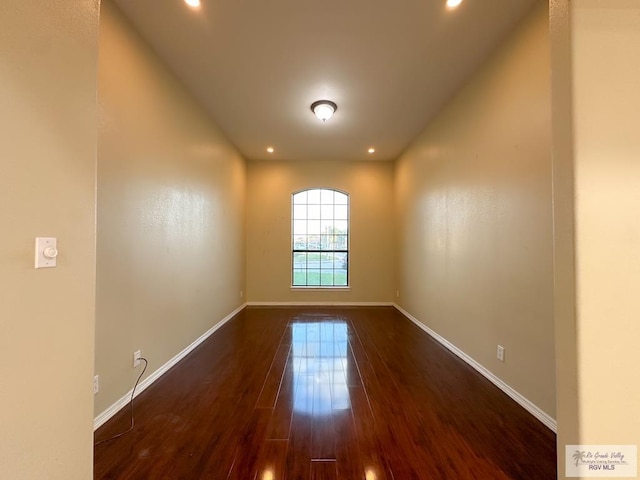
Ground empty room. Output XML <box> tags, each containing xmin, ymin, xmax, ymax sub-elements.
<box><xmin>2</xmin><ymin>0</ymin><xmax>639</xmax><ymax>479</ymax></box>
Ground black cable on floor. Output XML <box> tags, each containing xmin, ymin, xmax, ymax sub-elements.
<box><xmin>94</xmin><ymin>357</ymin><xmax>148</xmax><ymax>447</ymax></box>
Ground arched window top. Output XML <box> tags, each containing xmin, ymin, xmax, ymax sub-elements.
<box><xmin>292</xmin><ymin>188</ymin><xmax>349</xmax><ymax>288</ymax></box>
<box><xmin>292</xmin><ymin>188</ymin><xmax>348</xmax><ymax>206</ymax></box>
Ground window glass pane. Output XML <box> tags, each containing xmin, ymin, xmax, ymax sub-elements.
<box><xmin>307</xmin><ymin>189</ymin><xmax>321</xmax><ymax>204</ymax></box>
<box><xmin>320</xmin><ymin>235</ymin><xmax>332</xmax><ymax>250</ymax></box>
<box><xmin>320</xmin><ymin>219</ymin><xmax>333</xmax><ymax>233</ymax></box>
<box><xmin>323</xmin><ymin>252</ymin><xmax>332</xmax><ymax>270</ymax></box>
<box><xmin>334</xmin><ymin>192</ymin><xmax>347</xmax><ymax>205</ymax></box>
<box><xmin>308</xmin><ymin>235</ymin><xmax>320</xmax><ymax>249</ymax></box>
<box><xmin>308</xmin><ymin>220</ymin><xmax>321</xmax><ymax>235</ymax></box>
<box><xmin>293</xmin><ymin>269</ymin><xmax>306</xmax><ymax>286</ymax></box>
<box><xmin>293</xmin><ymin>191</ymin><xmax>307</xmax><ymax>204</ymax></box>
<box><xmin>293</xmin><ymin>220</ymin><xmax>307</xmax><ymax>235</ymax></box>
<box><xmin>308</xmin><ymin>205</ymin><xmax>321</xmax><ymax>219</ymax></box>
<box><xmin>335</xmin><ymin>235</ymin><xmax>347</xmax><ymax>249</ymax></box>
<box><xmin>293</xmin><ymin>235</ymin><xmax>307</xmax><ymax>249</ymax></box>
<box><xmin>293</xmin><ymin>252</ymin><xmax>307</xmax><ymax>267</ymax></box>
<box><xmin>320</xmin><ymin>189</ymin><xmax>334</xmax><ymax>204</ymax></box>
<box><xmin>321</xmin><ymin>271</ymin><xmax>334</xmax><ymax>286</ymax></box>
<box><xmin>334</xmin><ymin>220</ymin><xmax>347</xmax><ymax>233</ymax></box>
<box><xmin>307</xmin><ymin>269</ymin><xmax>321</xmax><ymax>286</ymax></box>
<box><xmin>321</xmin><ymin>204</ymin><xmax>333</xmax><ymax>220</ymax></box>
<box><xmin>335</xmin><ymin>254</ymin><xmax>348</xmax><ymax>286</ymax></box>
<box><xmin>334</xmin><ymin>272</ymin><xmax>348</xmax><ymax>286</ymax></box>
<box><xmin>322</xmin><ymin>252</ymin><xmax>335</xmax><ymax>267</ymax></box>
<box><xmin>335</xmin><ymin>205</ymin><xmax>348</xmax><ymax>220</ymax></box>
<box><xmin>293</xmin><ymin>204</ymin><xmax>306</xmax><ymax>219</ymax></box>
<box><xmin>305</xmin><ymin>252</ymin><xmax>318</xmax><ymax>270</ymax></box>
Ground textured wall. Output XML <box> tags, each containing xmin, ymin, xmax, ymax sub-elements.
<box><xmin>551</xmin><ymin>0</ymin><xmax>640</xmax><ymax>475</ymax></box>
<box><xmin>95</xmin><ymin>1</ymin><xmax>246</xmax><ymax>416</ymax></box>
<box><xmin>0</xmin><ymin>1</ymin><xmax>99</xmax><ymax>478</ymax></box>
<box><xmin>395</xmin><ymin>2</ymin><xmax>555</xmax><ymax>418</ymax></box>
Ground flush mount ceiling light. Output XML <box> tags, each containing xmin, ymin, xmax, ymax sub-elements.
<box><xmin>310</xmin><ymin>100</ymin><xmax>337</xmax><ymax>122</ymax></box>
<box><xmin>446</xmin><ymin>0</ymin><xmax>463</xmax><ymax>8</ymax></box>
<box><xmin>184</xmin><ymin>0</ymin><xmax>201</xmax><ymax>8</ymax></box>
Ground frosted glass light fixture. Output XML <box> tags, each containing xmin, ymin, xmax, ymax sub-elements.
<box><xmin>311</xmin><ymin>100</ymin><xmax>337</xmax><ymax>122</ymax></box>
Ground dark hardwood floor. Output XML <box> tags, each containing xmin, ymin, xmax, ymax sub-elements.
<box><xmin>94</xmin><ymin>307</ymin><xmax>557</xmax><ymax>479</ymax></box>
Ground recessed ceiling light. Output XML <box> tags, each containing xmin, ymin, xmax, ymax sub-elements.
<box><xmin>266</xmin><ymin>147</ymin><xmax>274</xmax><ymax>153</ymax></box>
<box><xmin>310</xmin><ymin>100</ymin><xmax>337</xmax><ymax>122</ymax></box>
<box><xmin>184</xmin><ymin>0</ymin><xmax>201</xmax><ymax>8</ymax></box>
<box><xmin>446</xmin><ymin>0</ymin><xmax>463</xmax><ymax>8</ymax></box>
<box><xmin>368</xmin><ymin>147</ymin><xmax>376</xmax><ymax>154</ymax></box>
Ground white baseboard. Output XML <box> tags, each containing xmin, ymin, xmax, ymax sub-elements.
<box><xmin>93</xmin><ymin>303</ymin><xmax>247</xmax><ymax>431</ymax></box>
<box><xmin>393</xmin><ymin>304</ymin><xmax>557</xmax><ymax>433</ymax></box>
<box><xmin>246</xmin><ymin>301</ymin><xmax>394</xmax><ymax>307</ymax></box>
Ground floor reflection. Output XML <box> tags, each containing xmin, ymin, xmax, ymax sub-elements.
<box><xmin>292</xmin><ymin>319</ymin><xmax>350</xmax><ymax>416</ymax></box>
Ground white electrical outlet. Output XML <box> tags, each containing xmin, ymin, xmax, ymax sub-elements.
<box><xmin>133</xmin><ymin>350</ymin><xmax>142</xmax><ymax>368</ymax></box>
<box><xmin>93</xmin><ymin>375</ymin><xmax>99</xmax><ymax>394</ymax></box>
<box><xmin>497</xmin><ymin>345</ymin><xmax>505</xmax><ymax>362</ymax></box>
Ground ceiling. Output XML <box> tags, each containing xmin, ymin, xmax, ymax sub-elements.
<box><xmin>113</xmin><ymin>0</ymin><xmax>537</xmax><ymax>162</ymax></box>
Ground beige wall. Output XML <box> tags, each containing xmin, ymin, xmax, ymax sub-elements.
<box><xmin>246</xmin><ymin>160</ymin><xmax>395</xmax><ymax>303</ymax></box>
<box><xmin>395</xmin><ymin>2</ymin><xmax>555</xmax><ymax>418</ymax></box>
<box><xmin>95</xmin><ymin>1</ymin><xmax>246</xmax><ymax>415</ymax></box>
<box><xmin>551</xmin><ymin>0</ymin><xmax>640</xmax><ymax>476</ymax></box>
<box><xmin>0</xmin><ymin>1</ymin><xmax>99</xmax><ymax>479</ymax></box>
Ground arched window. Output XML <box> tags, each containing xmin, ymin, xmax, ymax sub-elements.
<box><xmin>292</xmin><ymin>188</ymin><xmax>349</xmax><ymax>287</ymax></box>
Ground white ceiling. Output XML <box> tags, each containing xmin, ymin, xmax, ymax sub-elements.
<box><xmin>113</xmin><ymin>0</ymin><xmax>537</xmax><ymax>162</ymax></box>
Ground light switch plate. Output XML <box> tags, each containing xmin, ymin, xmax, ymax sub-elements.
<box><xmin>35</xmin><ymin>237</ymin><xmax>57</xmax><ymax>269</ymax></box>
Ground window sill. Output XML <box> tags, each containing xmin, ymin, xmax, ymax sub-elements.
<box><xmin>290</xmin><ymin>286</ymin><xmax>351</xmax><ymax>292</ymax></box>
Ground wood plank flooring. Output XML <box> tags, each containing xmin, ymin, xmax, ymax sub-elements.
<box><xmin>94</xmin><ymin>307</ymin><xmax>557</xmax><ymax>479</ymax></box>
